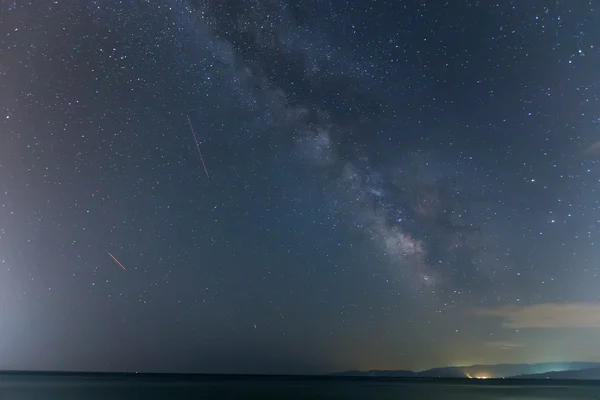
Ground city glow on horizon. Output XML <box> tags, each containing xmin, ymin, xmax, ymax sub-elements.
<box><xmin>466</xmin><ymin>373</ymin><xmax>490</xmax><ymax>379</ymax></box>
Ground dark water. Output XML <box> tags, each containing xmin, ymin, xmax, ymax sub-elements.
<box><xmin>1</xmin><ymin>375</ymin><xmax>600</xmax><ymax>399</ymax></box>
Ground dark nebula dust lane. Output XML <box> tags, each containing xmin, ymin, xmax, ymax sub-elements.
<box><xmin>1</xmin><ymin>0</ymin><xmax>600</xmax><ymax>373</ymax></box>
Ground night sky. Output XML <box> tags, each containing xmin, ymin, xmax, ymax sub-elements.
<box><xmin>1</xmin><ymin>0</ymin><xmax>600</xmax><ymax>374</ymax></box>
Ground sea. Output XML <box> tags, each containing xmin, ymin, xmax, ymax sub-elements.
<box><xmin>0</xmin><ymin>374</ymin><xmax>599</xmax><ymax>399</ymax></box>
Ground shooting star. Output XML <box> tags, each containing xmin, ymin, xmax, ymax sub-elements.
<box><xmin>186</xmin><ymin>115</ymin><xmax>211</xmax><ymax>181</ymax></box>
<box><xmin>108</xmin><ymin>251</ymin><xmax>127</xmax><ymax>271</ymax></box>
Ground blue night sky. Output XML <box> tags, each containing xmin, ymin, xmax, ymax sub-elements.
<box><xmin>1</xmin><ymin>1</ymin><xmax>600</xmax><ymax>373</ymax></box>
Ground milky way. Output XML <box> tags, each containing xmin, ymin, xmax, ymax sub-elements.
<box><xmin>182</xmin><ymin>0</ymin><xmax>527</xmax><ymax>296</ymax></box>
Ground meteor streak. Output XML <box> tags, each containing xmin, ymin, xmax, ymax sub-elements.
<box><xmin>107</xmin><ymin>252</ymin><xmax>127</xmax><ymax>271</ymax></box>
<box><xmin>186</xmin><ymin>115</ymin><xmax>211</xmax><ymax>180</ymax></box>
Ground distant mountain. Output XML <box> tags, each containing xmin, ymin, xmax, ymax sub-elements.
<box><xmin>331</xmin><ymin>362</ymin><xmax>600</xmax><ymax>379</ymax></box>
<box><xmin>420</xmin><ymin>362</ymin><xmax>600</xmax><ymax>379</ymax></box>
<box><xmin>514</xmin><ymin>366</ymin><xmax>600</xmax><ymax>380</ymax></box>
<box><xmin>417</xmin><ymin>367</ymin><xmax>469</xmax><ymax>378</ymax></box>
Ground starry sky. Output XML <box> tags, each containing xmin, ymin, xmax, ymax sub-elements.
<box><xmin>1</xmin><ymin>0</ymin><xmax>600</xmax><ymax>374</ymax></box>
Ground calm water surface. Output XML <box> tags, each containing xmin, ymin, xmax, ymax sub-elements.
<box><xmin>0</xmin><ymin>375</ymin><xmax>599</xmax><ymax>399</ymax></box>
